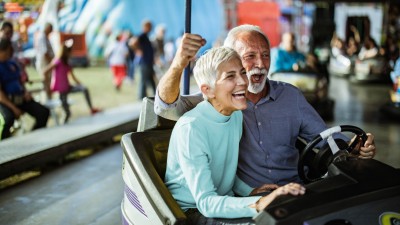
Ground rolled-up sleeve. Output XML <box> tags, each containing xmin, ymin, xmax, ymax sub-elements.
<box><xmin>154</xmin><ymin>88</ymin><xmax>203</xmax><ymax>121</ymax></box>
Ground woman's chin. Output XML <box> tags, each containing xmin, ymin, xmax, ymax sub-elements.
<box><xmin>234</xmin><ymin>102</ymin><xmax>248</xmax><ymax>111</ymax></box>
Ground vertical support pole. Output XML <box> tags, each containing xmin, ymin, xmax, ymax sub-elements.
<box><xmin>183</xmin><ymin>0</ymin><xmax>192</xmax><ymax>95</ymax></box>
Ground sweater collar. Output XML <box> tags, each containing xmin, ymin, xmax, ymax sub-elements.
<box><xmin>199</xmin><ymin>101</ymin><xmax>232</xmax><ymax>123</ymax></box>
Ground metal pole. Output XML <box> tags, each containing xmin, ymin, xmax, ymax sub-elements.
<box><xmin>183</xmin><ymin>0</ymin><xmax>192</xmax><ymax>95</ymax></box>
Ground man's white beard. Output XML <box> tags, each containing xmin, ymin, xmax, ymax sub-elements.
<box><xmin>247</xmin><ymin>68</ymin><xmax>268</xmax><ymax>94</ymax></box>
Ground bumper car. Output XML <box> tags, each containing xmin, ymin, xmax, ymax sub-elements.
<box><xmin>328</xmin><ymin>54</ymin><xmax>354</xmax><ymax>77</ymax></box>
<box><xmin>121</xmin><ymin>98</ymin><xmax>400</xmax><ymax>225</ymax></box>
<box><xmin>380</xmin><ymin>77</ymin><xmax>400</xmax><ymax>119</ymax></box>
<box><xmin>351</xmin><ymin>56</ymin><xmax>390</xmax><ymax>83</ymax></box>
<box><xmin>256</xmin><ymin>125</ymin><xmax>400</xmax><ymax>225</ymax></box>
<box><xmin>270</xmin><ymin>71</ymin><xmax>334</xmax><ymax>121</ymax></box>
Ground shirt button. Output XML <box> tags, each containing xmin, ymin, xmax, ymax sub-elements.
<box><xmin>255</xmin><ymin>106</ymin><xmax>258</xmax><ymax>109</ymax></box>
<box><xmin>259</xmin><ymin>141</ymin><xmax>263</xmax><ymax>144</ymax></box>
<box><xmin>268</xmin><ymin>170</ymin><xmax>272</xmax><ymax>173</ymax></box>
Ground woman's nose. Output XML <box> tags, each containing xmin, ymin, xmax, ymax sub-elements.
<box><xmin>237</xmin><ymin>74</ymin><xmax>248</xmax><ymax>86</ymax></box>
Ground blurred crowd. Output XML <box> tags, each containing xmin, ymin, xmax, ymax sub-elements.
<box><xmin>0</xmin><ymin>15</ymin><xmax>180</xmax><ymax>141</ymax></box>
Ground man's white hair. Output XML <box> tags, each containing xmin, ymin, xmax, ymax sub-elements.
<box><xmin>223</xmin><ymin>24</ymin><xmax>270</xmax><ymax>49</ymax></box>
<box><xmin>193</xmin><ymin>46</ymin><xmax>240</xmax><ymax>100</ymax></box>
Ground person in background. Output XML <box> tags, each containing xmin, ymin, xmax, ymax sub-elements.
<box><xmin>152</xmin><ymin>24</ymin><xmax>168</xmax><ymax>80</ymax></box>
<box><xmin>44</xmin><ymin>40</ymin><xmax>100</xmax><ymax>123</ymax></box>
<box><xmin>104</xmin><ymin>33</ymin><xmax>129</xmax><ymax>91</ymax></box>
<box><xmin>0</xmin><ymin>21</ymin><xmax>20</xmax><ymax>57</ymax></box>
<box><xmin>35</xmin><ymin>23</ymin><xmax>54</xmax><ymax>100</ymax></box>
<box><xmin>165</xmin><ymin>46</ymin><xmax>305</xmax><ymax>224</ymax></box>
<box><xmin>0</xmin><ymin>38</ymin><xmax>49</xmax><ymax>139</ymax></box>
<box><xmin>330</xmin><ymin>33</ymin><xmax>346</xmax><ymax>58</ymax></box>
<box><xmin>35</xmin><ymin>22</ymin><xmax>54</xmax><ymax>101</ymax></box>
<box><xmin>358</xmin><ymin>37</ymin><xmax>379</xmax><ymax>60</ymax></box>
<box><xmin>163</xmin><ymin>38</ymin><xmax>176</xmax><ymax>66</ymax></box>
<box><xmin>390</xmin><ymin>49</ymin><xmax>400</xmax><ymax>85</ymax></box>
<box><xmin>125</xmin><ymin>31</ymin><xmax>137</xmax><ymax>83</ymax></box>
<box><xmin>137</xmin><ymin>20</ymin><xmax>156</xmax><ymax>99</ymax></box>
<box><xmin>345</xmin><ymin>25</ymin><xmax>361</xmax><ymax>57</ymax></box>
<box><xmin>155</xmin><ymin>24</ymin><xmax>377</xmax><ymax>188</ymax></box>
<box><xmin>0</xmin><ymin>21</ymin><xmax>30</xmax><ymax>83</ymax></box>
<box><xmin>269</xmin><ymin>32</ymin><xmax>306</xmax><ymax>74</ymax></box>
<box><xmin>152</xmin><ymin>25</ymin><xmax>166</xmax><ymax>65</ymax></box>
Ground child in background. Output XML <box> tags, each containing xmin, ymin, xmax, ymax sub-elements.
<box><xmin>104</xmin><ymin>33</ymin><xmax>129</xmax><ymax>91</ymax></box>
<box><xmin>44</xmin><ymin>39</ymin><xmax>100</xmax><ymax>123</ymax></box>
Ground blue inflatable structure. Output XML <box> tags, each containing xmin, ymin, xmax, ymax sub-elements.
<box><xmin>32</xmin><ymin>0</ymin><xmax>225</xmax><ymax>59</ymax></box>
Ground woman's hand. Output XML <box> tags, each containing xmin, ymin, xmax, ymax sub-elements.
<box><xmin>250</xmin><ymin>183</ymin><xmax>306</xmax><ymax>212</ymax></box>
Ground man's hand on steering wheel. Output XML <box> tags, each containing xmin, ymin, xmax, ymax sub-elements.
<box><xmin>351</xmin><ymin>133</ymin><xmax>376</xmax><ymax>159</ymax></box>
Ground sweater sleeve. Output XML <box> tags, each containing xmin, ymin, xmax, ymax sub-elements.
<box><xmin>233</xmin><ymin>176</ymin><xmax>254</xmax><ymax>197</ymax></box>
<box><xmin>177</xmin><ymin>123</ymin><xmax>260</xmax><ymax>218</ymax></box>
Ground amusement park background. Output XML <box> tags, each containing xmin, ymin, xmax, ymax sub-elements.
<box><xmin>2</xmin><ymin>0</ymin><xmax>399</xmax><ymax>65</ymax></box>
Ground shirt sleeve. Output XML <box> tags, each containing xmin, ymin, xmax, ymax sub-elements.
<box><xmin>233</xmin><ymin>176</ymin><xmax>254</xmax><ymax>197</ymax></box>
<box><xmin>177</xmin><ymin>124</ymin><xmax>260</xmax><ymax>218</ymax></box>
<box><xmin>297</xmin><ymin>88</ymin><xmax>349</xmax><ymax>144</ymax></box>
<box><xmin>154</xmin><ymin>88</ymin><xmax>204</xmax><ymax>121</ymax></box>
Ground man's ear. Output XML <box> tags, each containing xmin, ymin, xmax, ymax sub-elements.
<box><xmin>200</xmin><ymin>84</ymin><xmax>215</xmax><ymax>99</ymax></box>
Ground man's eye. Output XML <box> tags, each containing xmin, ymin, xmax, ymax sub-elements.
<box><xmin>244</xmin><ymin>55</ymin><xmax>254</xmax><ymax>60</ymax></box>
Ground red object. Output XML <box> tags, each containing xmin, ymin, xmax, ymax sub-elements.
<box><xmin>111</xmin><ymin>65</ymin><xmax>127</xmax><ymax>89</ymax></box>
<box><xmin>5</xmin><ymin>3</ymin><xmax>23</xmax><ymax>13</ymax></box>
<box><xmin>237</xmin><ymin>1</ymin><xmax>281</xmax><ymax>47</ymax></box>
<box><xmin>59</xmin><ymin>33</ymin><xmax>88</xmax><ymax>59</ymax></box>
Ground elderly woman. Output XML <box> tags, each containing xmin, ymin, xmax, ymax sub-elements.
<box><xmin>164</xmin><ymin>46</ymin><xmax>305</xmax><ymax>224</ymax></box>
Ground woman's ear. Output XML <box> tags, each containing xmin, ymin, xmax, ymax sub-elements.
<box><xmin>200</xmin><ymin>84</ymin><xmax>215</xmax><ymax>99</ymax></box>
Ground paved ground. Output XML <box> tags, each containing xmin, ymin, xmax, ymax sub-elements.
<box><xmin>327</xmin><ymin>76</ymin><xmax>400</xmax><ymax>169</ymax></box>
<box><xmin>0</xmin><ymin>144</ymin><xmax>123</xmax><ymax>225</ymax></box>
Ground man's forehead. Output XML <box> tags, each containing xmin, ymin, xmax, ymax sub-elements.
<box><xmin>235</xmin><ymin>33</ymin><xmax>269</xmax><ymax>52</ymax></box>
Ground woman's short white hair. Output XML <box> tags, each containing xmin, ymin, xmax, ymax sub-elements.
<box><xmin>193</xmin><ymin>46</ymin><xmax>240</xmax><ymax>100</ymax></box>
<box><xmin>223</xmin><ymin>24</ymin><xmax>270</xmax><ymax>49</ymax></box>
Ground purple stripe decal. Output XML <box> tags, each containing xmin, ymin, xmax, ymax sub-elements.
<box><xmin>122</xmin><ymin>212</ymin><xmax>130</xmax><ymax>225</ymax></box>
<box><xmin>124</xmin><ymin>185</ymin><xmax>148</xmax><ymax>217</ymax></box>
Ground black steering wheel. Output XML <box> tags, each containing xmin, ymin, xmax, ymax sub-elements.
<box><xmin>298</xmin><ymin>125</ymin><xmax>368</xmax><ymax>183</ymax></box>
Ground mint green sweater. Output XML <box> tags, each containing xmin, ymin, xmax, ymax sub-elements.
<box><xmin>165</xmin><ymin>101</ymin><xmax>260</xmax><ymax>218</ymax></box>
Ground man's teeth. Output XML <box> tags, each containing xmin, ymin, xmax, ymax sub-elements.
<box><xmin>252</xmin><ymin>75</ymin><xmax>262</xmax><ymax>81</ymax></box>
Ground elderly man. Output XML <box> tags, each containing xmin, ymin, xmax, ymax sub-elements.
<box><xmin>155</xmin><ymin>25</ymin><xmax>376</xmax><ymax>188</ymax></box>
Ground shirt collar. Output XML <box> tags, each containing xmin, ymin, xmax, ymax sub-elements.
<box><xmin>266</xmin><ymin>79</ymin><xmax>277</xmax><ymax>101</ymax></box>
<box><xmin>248</xmin><ymin>79</ymin><xmax>276</xmax><ymax>106</ymax></box>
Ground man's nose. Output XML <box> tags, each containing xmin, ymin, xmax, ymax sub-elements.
<box><xmin>255</xmin><ymin>54</ymin><xmax>265</xmax><ymax>68</ymax></box>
